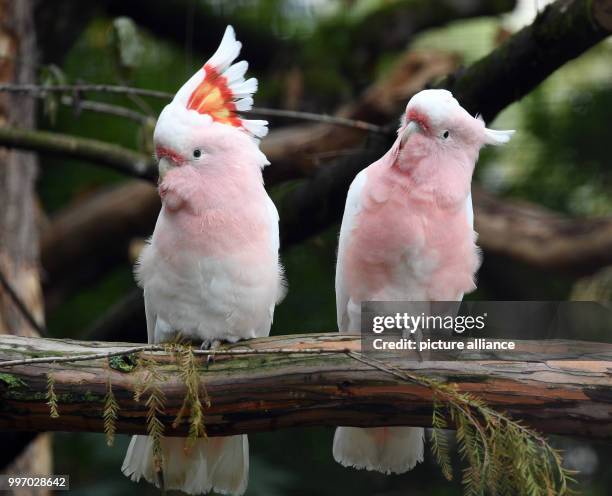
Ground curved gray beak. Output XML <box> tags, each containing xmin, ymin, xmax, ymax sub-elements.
<box><xmin>158</xmin><ymin>157</ymin><xmax>175</xmax><ymax>180</ymax></box>
<box><xmin>401</xmin><ymin>120</ymin><xmax>421</xmax><ymax>145</ymax></box>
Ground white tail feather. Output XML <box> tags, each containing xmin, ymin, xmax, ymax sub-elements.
<box><xmin>122</xmin><ymin>434</ymin><xmax>249</xmax><ymax>495</ymax></box>
<box><xmin>333</xmin><ymin>426</ymin><xmax>424</xmax><ymax>475</ymax></box>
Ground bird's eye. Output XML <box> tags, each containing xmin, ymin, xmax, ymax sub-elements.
<box><xmin>442</xmin><ymin>130</ymin><xmax>450</xmax><ymax>139</ymax></box>
<box><xmin>193</xmin><ymin>149</ymin><xmax>202</xmax><ymax>158</ymax></box>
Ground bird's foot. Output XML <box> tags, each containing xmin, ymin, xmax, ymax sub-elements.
<box><xmin>200</xmin><ymin>339</ymin><xmax>221</xmax><ymax>366</ymax></box>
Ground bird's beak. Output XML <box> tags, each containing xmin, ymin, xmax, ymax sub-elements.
<box><xmin>401</xmin><ymin>120</ymin><xmax>421</xmax><ymax>146</ymax></box>
<box><xmin>158</xmin><ymin>157</ymin><xmax>174</xmax><ymax>180</ymax></box>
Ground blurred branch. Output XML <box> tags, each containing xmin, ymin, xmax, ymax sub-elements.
<box><xmin>0</xmin><ymin>333</ymin><xmax>610</xmax><ymax>438</ymax></box>
<box><xmin>41</xmin><ymin>181</ymin><xmax>159</xmax><ymax>309</ymax></box>
<box><xmin>442</xmin><ymin>0</ymin><xmax>612</xmax><ymax>120</ymax></box>
<box><xmin>0</xmin><ymin>270</ymin><xmax>46</xmax><ymax>336</ymax></box>
<box><xmin>0</xmin><ymin>84</ymin><xmax>388</xmax><ymax>132</ymax></box>
<box><xmin>279</xmin><ymin>0</ymin><xmax>612</xmax><ymax>258</ymax></box>
<box><xmin>0</xmin><ymin>85</ymin><xmax>151</xmax><ymax>123</ymax></box>
<box><xmin>0</xmin><ymin>83</ymin><xmax>172</xmax><ymax>100</ymax></box>
<box><xmin>0</xmin><ymin>127</ymin><xmax>157</xmax><ymax>181</ymax></box>
<box><xmin>473</xmin><ymin>187</ymin><xmax>612</xmax><ymax>274</ymax></box>
<box><xmin>56</xmin><ymin>96</ymin><xmax>149</xmax><ymax>124</ymax></box>
<box><xmin>321</xmin><ymin>0</ymin><xmax>516</xmax><ymax>81</ymax></box>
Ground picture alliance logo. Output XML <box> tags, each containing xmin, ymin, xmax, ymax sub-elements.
<box><xmin>371</xmin><ymin>312</ymin><xmax>488</xmax><ymax>334</ymax></box>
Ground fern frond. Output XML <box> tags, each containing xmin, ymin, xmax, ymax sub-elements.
<box><xmin>430</xmin><ymin>399</ymin><xmax>453</xmax><ymax>481</ymax></box>
<box><xmin>346</xmin><ymin>353</ymin><xmax>575</xmax><ymax>496</ymax></box>
<box><xmin>134</xmin><ymin>352</ymin><xmax>166</xmax><ymax>471</ymax></box>
<box><xmin>46</xmin><ymin>373</ymin><xmax>59</xmax><ymax>418</ymax></box>
<box><xmin>174</xmin><ymin>343</ymin><xmax>208</xmax><ymax>449</ymax></box>
<box><xmin>103</xmin><ymin>377</ymin><xmax>119</xmax><ymax>446</ymax></box>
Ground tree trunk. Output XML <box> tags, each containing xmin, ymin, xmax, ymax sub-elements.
<box><xmin>0</xmin><ymin>0</ymin><xmax>51</xmax><ymax>487</ymax></box>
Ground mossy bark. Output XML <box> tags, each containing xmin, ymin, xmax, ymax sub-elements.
<box><xmin>0</xmin><ymin>334</ymin><xmax>610</xmax><ymax>439</ymax></box>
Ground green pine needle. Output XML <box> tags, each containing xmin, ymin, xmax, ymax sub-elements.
<box><xmin>46</xmin><ymin>373</ymin><xmax>59</xmax><ymax>418</ymax></box>
<box><xmin>103</xmin><ymin>378</ymin><xmax>120</xmax><ymax>447</ymax></box>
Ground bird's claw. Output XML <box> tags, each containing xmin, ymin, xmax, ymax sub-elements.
<box><xmin>200</xmin><ymin>339</ymin><xmax>221</xmax><ymax>366</ymax></box>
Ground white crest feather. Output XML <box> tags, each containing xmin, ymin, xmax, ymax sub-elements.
<box><xmin>206</xmin><ymin>25</ymin><xmax>242</xmax><ymax>73</ymax></box>
<box><xmin>242</xmin><ymin>119</ymin><xmax>269</xmax><ymax>142</ymax></box>
<box><xmin>170</xmin><ymin>25</ymin><xmax>268</xmax><ymax>141</ymax></box>
<box><xmin>484</xmin><ymin>128</ymin><xmax>515</xmax><ymax>145</ymax></box>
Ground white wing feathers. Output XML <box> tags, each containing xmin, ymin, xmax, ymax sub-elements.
<box><xmin>466</xmin><ymin>190</ymin><xmax>474</xmax><ymax>229</ymax></box>
<box><xmin>335</xmin><ymin>169</ymin><xmax>367</xmax><ymax>332</ymax></box>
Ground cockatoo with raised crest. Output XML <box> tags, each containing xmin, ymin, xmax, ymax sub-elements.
<box><xmin>333</xmin><ymin>89</ymin><xmax>514</xmax><ymax>474</ymax></box>
<box><xmin>121</xmin><ymin>26</ymin><xmax>285</xmax><ymax>495</ymax></box>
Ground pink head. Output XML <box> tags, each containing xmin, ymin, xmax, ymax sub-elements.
<box><xmin>153</xmin><ymin>26</ymin><xmax>269</xmax><ymax>180</ymax></box>
<box><xmin>396</xmin><ymin>89</ymin><xmax>514</xmax><ymax>179</ymax></box>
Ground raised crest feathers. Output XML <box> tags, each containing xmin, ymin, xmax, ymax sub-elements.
<box><xmin>175</xmin><ymin>26</ymin><xmax>268</xmax><ymax>140</ymax></box>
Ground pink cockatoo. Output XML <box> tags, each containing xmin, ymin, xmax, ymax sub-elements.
<box><xmin>121</xmin><ymin>26</ymin><xmax>285</xmax><ymax>495</ymax></box>
<box><xmin>333</xmin><ymin>89</ymin><xmax>514</xmax><ymax>474</ymax></box>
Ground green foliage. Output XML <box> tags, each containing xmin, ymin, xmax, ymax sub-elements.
<box><xmin>46</xmin><ymin>373</ymin><xmax>60</xmax><ymax>418</ymax></box>
<box><xmin>103</xmin><ymin>378</ymin><xmax>119</xmax><ymax>447</ymax></box>
<box><xmin>134</xmin><ymin>353</ymin><xmax>166</xmax><ymax>472</ymax></box>
<box><xmin>430</xmin><ymin>399</ymin><xmax>453</xmax><ymax>481</ymax></box>
<box><xmin>429</xmin><ymin>381</ymin><xmax>576</xmax><ymax>496</ymax></box>
<box><xmin>0</xmin><ymin>372</ymin><xmax>26</xmax><ymax>389</ymax></box>
<box><xmin>168</xmin><ymin>342</ymin><xmax>210</xmax><ymax>449</ymax></box>
<box><xmin>109</xmin><ymin>17</ymin><xmax>144</xmax><ymax>77</ymax></box>
<box><xmin>108</xmin><ymin>353</ymin><xmax>138</xmax><ymax>373</ymax></box>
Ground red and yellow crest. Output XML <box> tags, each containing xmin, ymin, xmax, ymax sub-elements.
<box><xmin>187</xmin><ymin>64</ymin><xmax>241</xmax><ymax>128</ymax></box>
<box><xmin>180</xmin><ymin>26</ymin><xmax>267</xmax><ymax>140</ymax></box>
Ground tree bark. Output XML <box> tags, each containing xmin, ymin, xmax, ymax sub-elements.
<box><xmin>0</xmin><ymin>0</ymin><xmax>52</xmax><ymax>485</ymax></box>
<box><xmin>442</xmin><ymin>0</ymin><xmax>612</xmax><ymax>121</ymax></box>
<box><xmin>0</xmin><ymin>334</ymin><xmax>610</xmax><ymax>440</ymax></box>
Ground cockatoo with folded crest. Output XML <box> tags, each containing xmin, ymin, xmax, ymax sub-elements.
<box><xmin>121</xmin><ymin>26</ymin><xmax>285</xmax><ymax>495</ymax></box>
<box><xmin>333</xmin><ymin>89</ymin><xmax>514</xmax><ymax>474</ymax></box>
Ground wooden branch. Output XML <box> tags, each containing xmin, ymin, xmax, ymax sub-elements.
<box><xmin>0</xmin><ymin>127</ymin><xmax>157</xmax><ymax>181</ymax></box>
<box><xmin>443</xmin><ymin>0</ymin><xmax>612</xmax><ymax>120</ymax></box>
<box><xmin>0</xmin><ymin>334</ymin><xmax>610</xmax><ymax>439</ymax></box>
<box><xmin>57</xmin><ymin>95</ymin><xmax>149</xmax><ymax>124</ymax></box>
<box><xmin>474</xmin><ymin>187</ymin><xmax>612</xmax><ymax>274</ymax></box>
